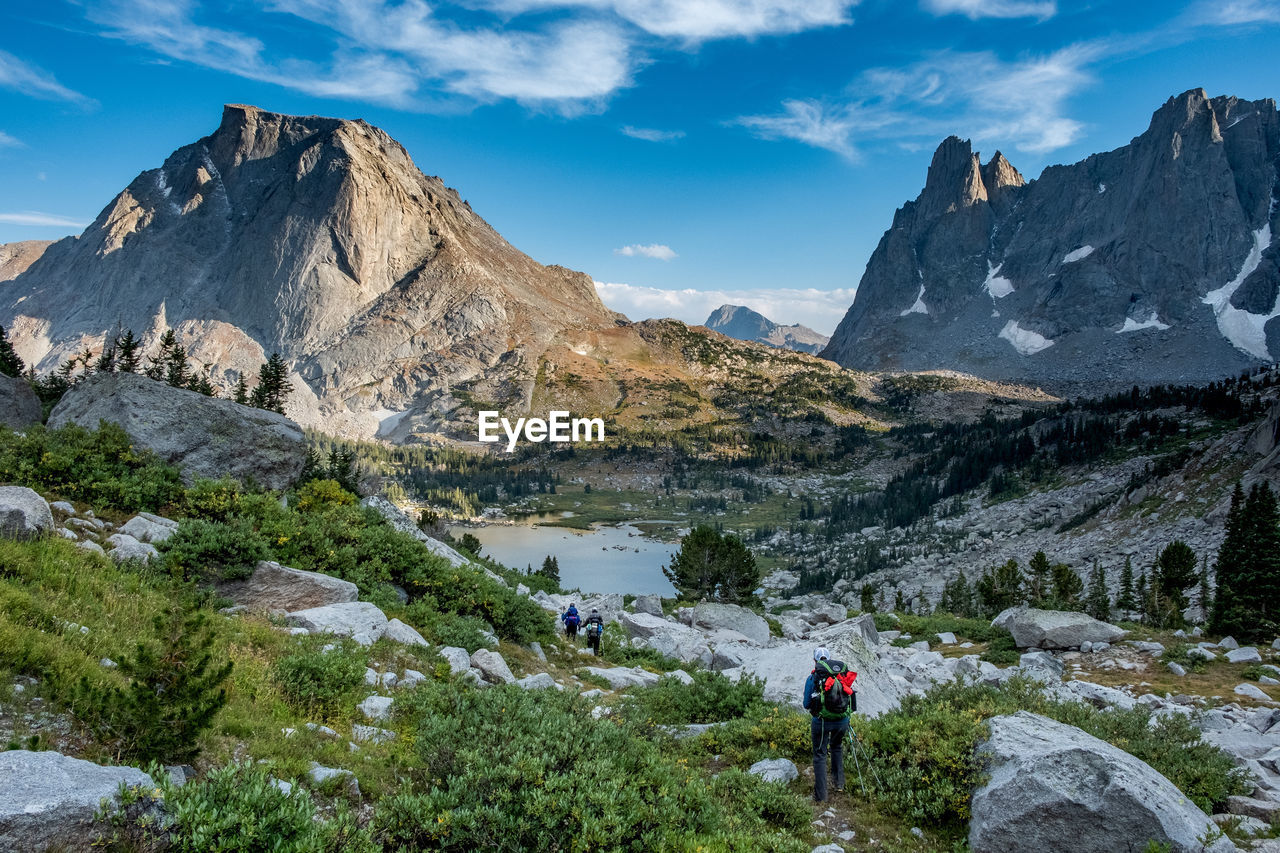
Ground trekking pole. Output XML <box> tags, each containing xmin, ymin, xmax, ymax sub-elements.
<box><xmin>846</xmin><ymin>728</ymin><xmax>867</xmax><ymax>795</ymax></box>
<box><xmin>854</xmin><ymin>731</ymin><xmax>885</xmax><ymax>792</ymax></box>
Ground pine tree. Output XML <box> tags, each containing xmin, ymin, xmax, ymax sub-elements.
<box><xmin>165</xmin><ymin>343</ymin><xmax>192</xmax><ymax>388</ymax></box>
<box><xmin>663</xmin><ymin>524</ymin><xmax>760</xmax><ymax>604</ymax></box>
<box><xmin>1028</xmin><ymin>550</ymin><xmax>1051</xmax><ymax>606</ymax></box>
<box><xmin>93</xmin><ymin>337</ymin><xmax>117</xmax><ymax>374</ymax></box>
<box><xmin>116</xmin><ymin>329</ymin><xmax>142</xmax><ymax>373</ymax></box>
<box><xmin>1085</xmin><ymin>561</ymin><xmax>1111</xmax><ymax>622</ymax></box>
<box><xmin>1211</xmin><ymin>482</ymin><xmax>1249</xmax><ymax>636</ymax></box>
<box><xmin>1115</xmin><ymin>556</ymin><xmax>1138</xmax><ymax>614</ymax></box>
<box><xmin>1049</xmin><ymin>562</ymin><xmax>1084</xmax><ymax>610</ymax></box>
<box><xmin>975</xmin><ymin>558</ymin><xmax>1024</xmax><ymax>618</ymax></box>
<box><xmin>860</xmin><ymin>583</ymin><xmax>876</xmax><ymax>613</ymax></box>
<box><xmin>145</xmin><ymin>330</ymin><xmax>179</xmax><ymax>381</ymax></box>
<box><xmin>1155</xmin><ymin>540</ymin><xmax>1198</xmax><ymax>612</ymax></box>
<box><xmin>893</xmin><ymin>589</ymin><xmax>906</xmax><ymax>612</ymax></box>
<box><xmin>0</xmin><ymin>325</ymin><xmax>23</xmax><ymax>377</ymax></box>
<box><xmin>249</xmin><ymin>353</ymin><xmax>293</xmax><ymax>414</ymax></box>
<box><xmin>1198</xmin><ymin>555</ymin><xmax>1212</xmax><ymax>622</ymax></box>
<box><xmin>538</xmin><ymin>555</ymin><xmax>561</xmax><ymax>585</ymax></box>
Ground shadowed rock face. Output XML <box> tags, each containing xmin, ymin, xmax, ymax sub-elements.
<box><xmin>823</xmin><ymin>89</ymin><xmax>1280</xmax><ymax>394</ymax></box>
<box><xmin>1</xmin><ymin>104</ymin><xmax>619</xmax><ymax>438</ymax></box>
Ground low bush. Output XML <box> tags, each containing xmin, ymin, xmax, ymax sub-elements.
<box><xmin>595</xmin><ymin>623</ymin><xmax>685</xmax><ymax>671</ymax></box>
<box><xmin>1165</xmin><ymin>642</ymin><xmax>1211</xmax><ymax>674</ymax></box>
<box><xmin>160</xmin><ymin>517</ymin><xmax>269</xmax><ymax>582</ymax></box>
<box><xmin>854</xmin><ymin>677</ymin><xmax>1249</xmax><ymax>831</ymax></box>
<box><xmin>681</xmin><ymin>705</ymin><xmax>812</xmax><ymax>767</ymax></box>
<box><xmin>0</xmin><ymin>422</ymin><xmax>184</xmax><ymax>511</ymax></box>
<box><xmin>625</xmin><ymin>669</ymin><xmax>768</xmax><ymax>727</ymax></box>
<box><xmin>411</xmin><ymin>608</ymin><xmax>493</xmax><ymax>653</ymax></box>
<box><xmin>379</xmin><ymin>680</ymin><xmax>811</xmax><ymax>852</ymax></box>
<box><xmin>272</xmin><ymin>638</ymin><xmax>368</xmax><ymax>715</ymax></box>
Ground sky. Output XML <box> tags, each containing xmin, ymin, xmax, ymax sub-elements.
<box><xmin>1</xmin><ymin>1</ymin><xmax>1278</xmax><ymax>335</ymax></box>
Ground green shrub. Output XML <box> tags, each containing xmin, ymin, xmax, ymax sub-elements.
<box><xmin>295</xmin><ymin>478</ymin><xmax>357</xmax><ymax>511</ymax></box>
<box><xmin>682</xmin><ymin>705</ymin><xmax>813</xmax><ymax>767</ymax></box>
<box><xmin>596</xmin><ymin>623</ymin><xmax>685</xmax><ymax>671</ymax></box>
<box><xmin>272</xmin><ymin>639</ymin><xmax>368</xmax><ymax>715</ymax></box>
<box><xmin>102</xmin><ymin>762</ymin><xmax>377</xmax><ymax>852</ymax></box>
<box><xmin>71</xmin><ymin>607</ymin><xmax>232</xmax><ymax>764</ymax></box>
<box><xmin>182</xmin><ymin>477</ymin><xmax>245</xmax><ymax>522</ymax></box>
<box><xmin>0</xmin><ymin>422</ymin><xmax>183</xmax><ymax>511</ymax></box>
<box><xmin>160</xmin><ymin>518</ymin><xmax>269</xmax><ymax>582</ymax></box>
<box><xmin>979</xmin><ymin>632</ymin><xmax>1020</xmax><ymax>666</ymax></box>
<box><xmin>379</xmin><ymin>680</ymin><xmax>810</xmax><ymax>852</ymax></box>
<box><xmin>625</xmin><ymin>669</ymin><xmax>768</xmax><ymax>726</ymax></box>
<box><xmin>414</xmin><ymin>609</ymin><xmax>493</xmax><ymax>653</ymax></box>
<box><xmin>1165</xmin><ymin>642</ymin><xmax>1210</xmax><ymax>674</ymax></box>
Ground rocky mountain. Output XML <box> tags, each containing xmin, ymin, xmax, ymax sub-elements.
<box><xmin>0</xmin><ymin>104</ymin><xmax>620</xmax><ymax>439</ymax></box>
<box><xmin>703</xmin><ymin>304</ymin><xmax>829</xmax><ymax>354</ymax></box>
<box><xmin>823</xmin><ymin>89</ymin><xmax>1280</xmax><ymax>394</ymax></box>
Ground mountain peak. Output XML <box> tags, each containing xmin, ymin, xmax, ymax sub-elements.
<box><xmin>920</xmin><ymin>136</ymin><xmax>987</xmax><ymax>219</ymax></box>
<box><xmin>704</xmin><ymin>304</ymin><xmax>830</xmax><ymax>354</ymax></box>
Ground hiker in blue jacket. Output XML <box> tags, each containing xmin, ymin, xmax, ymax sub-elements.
<box><xmin>803</xmin><ymin>646</ymin><xmax>854</xmax><ymax>803</ymax></box>
<box><xmin>561</xmin><ymin>604</ymin><xmax>580</xmax><ymax>641</ymax></box>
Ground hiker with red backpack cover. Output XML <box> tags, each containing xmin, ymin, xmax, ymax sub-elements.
<box><xmin>802</xmin><ymin>646</ymin><xmax>857</xmax><ymax>803</ymax></box>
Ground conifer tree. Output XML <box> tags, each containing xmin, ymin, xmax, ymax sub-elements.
<box><xmin>1049</xmin><ymin>562</ymin><xmax>1084</xmax><ymax>610</ymax></box>
<box><xmin>116</xmin><ymin>329</ymin><xmax>142</xmax><ymax>373</ymax></box>
<box><xmin>1210</xmin><ymin>483</ymin><xmax>1250</xmax><ymax>636</ymax></box>
<box><xmin>233</xmin><ymin>375</ymin><xmax>249</xmax><ymax>404</ymax></box>
<box><xmin>538</xmin><ymin>555</ymin><xmax>561</xmax><ymax>585</ymax></box>
<box><xmin>1085</xmin><ymin>561</ymin><xmax>1111</xmax><ymax>622</ymax></box>
<box><xmin>0</xmin><ymin>325</ymin><xmax>23</xmax><ymax>377</ymax></box>
<box><xmin>860</xmin><ymin>583</ymin><xmax>876</xmax><ymax>613</ymax></box>
<box><xmin>93</xmin><ymin>337</ymin><xmax>117</xmax><ymax>373</ymax></box>
<box><xmin>1198</xmin><ymin>555</ymin><xmax>1212</xmax><ymax>622</ymax></box>
<box><xmin>1115</xmin><ymin>556</ymin><xmax>1138</xmax><ymax>614</ymax></box>
<box><xmin>145</xmin><ymin>330</ymin><xmax>179</xmax><ymax>381</ymax></box>
<box><xmin>976</xmin><ymin>558</ymin><xmax>1024</xmax><ymax>618</ymax></box>
<box><xmin>249</xmin><ymin>353</ymin><xmax>293</xmax><ymax>414</ymax></box>
<box><xmin>165</xmin><ymin>343</ymin><xmax>192</xmax><ymax>388</ymax></box>
<box><xmin>1155</xmin><ymin>540</ymin><xmax>1198</xmax><ymax>612</ymax></box>
<box><xmin>1028</xmin><ymin>551</ymin><xmax>1051</xmax><ymax>606</ymax></box>
<box><xmin>893</xmin><ymin>589</ymin><xmax>906</xmax><ymax>612</ymax></box>
<box><xmin>663</xmin><ymin>524</ymin><xmax>760</xmax><ymax>604</ymax></box>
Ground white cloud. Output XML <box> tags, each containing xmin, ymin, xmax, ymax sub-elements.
<box><xmin>595</xmin><ymin>281</ymin><xmax>854</xmax><ymax>335</ymax></box>
<box><xmin>0</xmin><ymin>51</ymin><xmax>93</xmax><ymax>104</ymax></box>
<box><xmin>922</xmin><ymin>0</ymin><xmax>1055</xmax><ymax>20</ymax></box>
<box><xmin>486</xmin><ymin>0</ymin><xmax>858</xmax><ymax>42</ymax></box>
<box><xmin>0</xmin><ymin>131</ymin><xmax>21</xmax><ymax>148</ymax></box>
<box><xmin>736</xmin><ymin>44</ymin><xmax>1101</xmax><ymax>158</ymax></box>
<box><xmin>622</xmin><ymin>125</ymin><xmax>686</xmax><ymax>142</ymax></box>
<box><xmin>0</xmin><ymin>211</ymin><xmax>90</xmax><ymax>228</ymax></box>
<box><xmin>614</xmin><ymin>243</ymin><xmax>678</xmax><ymax>260</ymax></box>
<box><xmin>1194</xmin><ymin>0</ymin><xmax>1280</xmax><ymax>24</ymax></box>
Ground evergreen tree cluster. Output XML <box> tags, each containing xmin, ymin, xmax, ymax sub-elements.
<box><xmin>1212</xmin><ymin>482</ymin><xmax>1280</xmax><ymax>641</ymax></box>
<box><xmin>0</xmin><ymin>325</ymin><xmax>24</xmax><ymax>378</ymax></box>
<box><xmin>663</xmin><ymin>524</ymin><xmax>761</xmax><ymax>604</ymax></box>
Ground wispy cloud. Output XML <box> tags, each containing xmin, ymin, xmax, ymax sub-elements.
<box><xmin>0</xmin><ymin>51</ymin><xmax>93</xmax><ymax>104</ymax></box>
<box><xmin>0</xmin><ymin>131</ymin><xmax>21</xmax><ymax>148</ymax></box>
<box><xmin>921</xmin><ymin>0</ymin><xmax>1056</xmax><ymax>20</ymax></box>
<box><xmin>595</xmin><ymin>281</ymin><xmax>854</xmax><ymax>334</ymax></box>
<box><xmin>0</xmin><ymin>211</ymin><xmax>89</xmax><ymax>228</ymax></box>
<box><xmin>736</xmin><ymin>43</ymin><xmax>1103</xmax><ymax>158</ymax></box>
<box><xmin>614</xmin><ymin>243</ymin><xmax>678</xmax><ymax>260</ymax></box>
<box><xmin>1191</xmin><ymin>0</ymin><xmax>1280</xmax><ymax>24</ymax></box>
<box><xmin>622</xmin><ymin>125</ymin><xmax>686</xmax><ymax>142</ymax></box>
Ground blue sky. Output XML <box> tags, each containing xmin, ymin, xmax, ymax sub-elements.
<box><xmin>1</xmin><ymin>0</ymin><xmax>1278</xmax><ymax>334</ymax></box>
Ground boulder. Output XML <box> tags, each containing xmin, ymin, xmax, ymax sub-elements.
<box><xmin>691</xmin><ymin>602</ymin><xmax>771</xmax><ymax>646</ymax></box>
<box><xmin>633</xmin><ymin>594</ymin><xmax>664</xmax><ymax>617</ymax></box>
<box><xmin>516</xmin><ymin>672</ymin><xmax>562</xmax><ymax>691</ymax></box>
<box><xmin>360</xmin><ymin>496</ymin><xmax>470</xmax><ymax>567</ymax></box>
<box><xmin>400</xmin><ymin>670</ymin><xmax>427</xmax><ymax>689</ymax></box>
<box><xmin>1236</xmin><ymin>684</ymin><xmax>1272</xmax><ymax>701</ymax></box>
<box><xmin>583</xmin><ymin>665</ymin><xmax>660</xmax><ymax>690</ymax></box>
<box><xmin>382</xmin><ymin>618</ymin><xmax>429</xmax><ymax>647</ymax></box>
<box><xmin>1221</xmin><ymin>637</ymin><xmax>1241</xmax><ymax>650</ymax></box>
<box><xmin>712</xmin><ymin>646</ymin><xmax>745</xmax><ymax>672</ymax></box>
<box><xmin>351</xmin><ymin>724</ymin><xmax>396</xmax><ymax>744</ymax></box>
<box><xmin>357</xmin><ymin>695</ymin><xmax>394</xmax><ymax>721</ymax></box>
<box><xmin>1227</xmin><ymin>648</ymin><xmax>1262</xmax><ymax>664</ymax></box>
<box><xmin>438</xmin><ymin>646</ymin><xmax>472</xmax><ymax>675</ymax></box>
<box><xmin>308</xmin><ymin>762</ymin><xmax>359</xmax><ymax>796</ymax></box>
<box><xmin>49</xmin><ymin>373</ymin><xmax>306</xmax><ymax>490</ymax></box>
<box><xmin>117</xmin><ymin>514</ymin><xmax>178</xmax><ymax>544</ymax></box>
<box><xmin>778</xmin><ymin>614</ymin><xmax>810</xmax><ymax>640</ymax></box>
<box><xmin>286</xmin><ymin>602</ymin><xmax>388</xmax><ymax>646</ymax></box>
<box><xmin>617</xmin><ymin>610</ymin><xmax>672</xmax><ymax>640</ymax></box>
<box><xmin>0</xmin><ymin>374</ymin><xmax>41</xmax><ymax>430</ymax></box>
<box><xmin>106</xmin><ymin>533</ymin><xmax>159</xmax><ymax>563</ymax></box>
<box><xmin>847</xmin><ymin>614</ymin><xmax>880</xmax><ymax>646</ymax></box>
<box><xmin>936</xmin><ymin>632</ymin><xmax>958</xmax><ymax>645</ymax></box>
<box><xmin>748</xmin><ymin>758</ymin><xmax>799</xmax><ymax>784</ymax></box>
<box><xmin>220</xmin><ymin>560</ymin><xmax>358</xmax><ymax>612</ymax></box>
<box><xmin>993</xmin><ymin>607</ymin><xmax>1126</xmax><ymax>650</ymax></box>
<box><xmin>663</xmin><ymin>669</ymin><xmax>694</xmax><ymax>685</ymax></box>
<box><xmin>470</xmin><ymin>649</ymin><xmax>516</xmax><ymax>684</ymax></box>
<box><xmin>969</xmin><ymin>712</ymin><xmax>1236</xmax><ymax>853</ymax></box>
<box><xmin>804</xmin><ymin>602</ymin><xmax>847</xmax><ymax>626</ymax></box>
<box><xmin>0</xmin><ymin>486</ymin><xmax>53</xmax><ymax>540</ymax></box>
<box><xmin>0</xmin><ymin>749</ymin><xmax>155</xmax><ymax>852</ymax></box>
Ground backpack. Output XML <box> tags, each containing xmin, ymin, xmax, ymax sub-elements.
<box><xmin>564</xmin><ymin>611</ymin><xmax>580</xmax><ymax>627</ymax></box>
<box><xmin>813</xmin><ymin>659</ymin><xmax>857</xmax><ymax>720</ymax></box>
<box><xmin>587</xmin><ymin>621</ymin><xmax>603</xmax><ymax>638</ymax></box>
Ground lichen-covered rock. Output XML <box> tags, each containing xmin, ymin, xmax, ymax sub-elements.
<box><xmin>969</xmin><ymin>711</ymin><xmax>1236</xmax><ymax>853</ymax></box>
<box><xmin>438</xmin><ymin>646</ymin><xmax>472</xmax><ymax>675</ymax></box>
<box><xmin>382</xmin><ymin>618</ymin><xmax>429</xmax><ymax>647</ymax></box>
<box><xmin>117</xmin><ymin>513</ymin><xmax>178</xmax><ymax>544</ymax></box>
<box><xmin>0</xmin><ymin>749</ymin><xmax>155</xmax><ymax>852</ymax></box>
<box><xmin>220</xmin><ymin>560</ymin><xmax>358</xmax><ymax>612</ymax></box>
<box><xmin>106</xmin><ymin>532</ymin><xmax>160</xmax><ymax>563</ymax></box>
<box><xmin>0</xmin><ymin>486</ymin><xmax>53</xmax><ymax>540</ymax></box>
<box><xmin>360</xmin><ymin>496</ymin><xmax>470</xmax><ymax>567</ymax></box>
<box><xmin>48</xmin><ymin>373</ymin><xmax>306</xmax><ymax>490</ymax></box>
<box><xmin>748</xmin><ymin>758</ymin><xmax>799</xmax><ymax>784</ymax></box>
<box><xmin>690</xmin><ymin>602</ymin><xmax>771</xmax><ymax>646</ymax></box>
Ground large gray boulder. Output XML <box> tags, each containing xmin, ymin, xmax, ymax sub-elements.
<box><xmin>286</xmin><ymin>601</ymin><xmax>388</xmax><ymax>645</ymax></box>
<box><xmin>584</xmin><ymin>665</ymin><xmax>660</xmax><ymax>689</ymax></box>
<box><xmin>632</xmin><ymin>594</ymin><xmax>664</xmax><ymax>616</ymax></box>
<box><xmin>48</xmin><ymin>372</ymin><xmax>306</xmax><ymax>490</ymax></box>
<box><xmin>470</xmin><ymin>649</ymin><xmax>516</xmax><ymax>684</ymax></box>
<box><xmin>616</xmin><ymin>611</ymin><xmax>712</xmax><ymax>664</ymax></box>
<box><xmin>993</xmin><ymin>606</ymin><xmax>1126</xmax><ymax>650</ymax></box>
<box><xmin>117</xmin><ymin>513</ymin><xmax>178</xmax><ymax>544</ymax></box>
<box><xmin>106</xmin><ymin>533</ymin><xmax>160</xmax><ymax>563</ymax></box>
<box><xmin>691</xmin><ymin>602</ymin><xmax>771</xmax><ymax>646</ymax></box>
<box><xmin>969</xmin><ymin>711</ymin><xmax>1236</xmax><ymax>853</ymax></box>
<box><xmin>0</xmin><ymin>749</ymin><xmax>155</xmax><ymax>852</ymax></box>
<box><xmin>0</xmin><ymin>486</ymin><xmax>53</xmax><ymax>540</ymax></box>
<box><xmin>360</xmin><ymin>496</ymin><xmax>470</xmax><ymax>567</ymax></box>
<box><xmin>220</xmin><ymin>560</ymin><xmax>358</xmax><ymax>612</ymax></box>
<box><xmin>0</xmin><ymin>373</ymin><xmax>41</xmax><ymax>430</ymax></box>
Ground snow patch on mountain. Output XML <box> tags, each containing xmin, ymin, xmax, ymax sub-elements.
<box><xmin>999</xmin><ymin>321</ymin><xmax>1054</xmax><ymax>355</ymax></box>
<box><xmin>1062</xmin><ymin>245</ymin><xmax>1094</xmax><ymax>264</ymax></box>
<box><xmin>1118</xmin><ymin>313</ymin><xmax>1171</xmax><ymax>333</ymax></box>
<box><xmin>1202</xmin><ymin>221</ymin><xmax>1275</xmax><ymax>360</ymax></box>
<box><xmin>900</xmin><ymin>285</ymin><xmax>928</xmax><ymax>316</ymax></box>
<box><xmin>983</xmin><ymin>262</ymin><xmax>1015</xmax><ymax>299</ymax></box>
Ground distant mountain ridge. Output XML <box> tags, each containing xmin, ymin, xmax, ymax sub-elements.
<box><xmin>704</xmin><ymin>304</ymin><xmax>829</xmax><ymax>354</ymax></box>
<box><xmin>822</xmin><ymin>89</ymin><xmax>1280</xmax><ymax>393</ymax></box>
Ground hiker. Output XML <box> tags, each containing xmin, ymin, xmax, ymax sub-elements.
<box><xmin>803</xmin><ymin>646</ymin><xmax>857</xmax><ymax>803</ymax></box>
<box><xmin>561</xmin><ymin>603</ymin><xmax>580</xmax><ymax>641</ymax></box>
<box><xmin>584</xmin><ymin>608</ymin><xmax>605</xmax><ymax>655</ymax></box>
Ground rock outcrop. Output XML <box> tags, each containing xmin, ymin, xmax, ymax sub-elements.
<box><xmin>823</xmin><ymin>89</ymin><xmax>1280</xmax><ymax>393</ymax></box>
<box><xmin>993</xmin><ymin>607</ymin><xmax>1127</xmax><ymax>650</ymax></box>
<box><xmin>2</xmin><ymin>104</ymin><xmax>619</xmax><ymax>441</ymax></box>
<box><xmin>49</xmin><ymin>372</ymin><xmax>306</xmax><ymax>490</ymax></box>
<box><xmin>0</xmin><ymin>750</ymin><xmax>154</xmax><ymax>852</ymax></box>
<box><xmin>703</xmin><ymin>304</ymin><xmax>830</xmax><ymax>355</ymax></box>
<box><xmin>0</xmin><ymin>374</ymin><xmax>41</xmax><ymax>430</ymax></box>
<box><xmin>219</xmin><ymin>560</ymin><xmax>359</xmax><ymax>612</ymax></box>
<box><xmin>286</xmin><ymin>601</ymin><xmax>388</xmax><ymax>646</ymax></box>
<box><xmin>969</xmin><ymin>711</ymin><xmax>1236</xmax><ymax>853</ymax></box>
